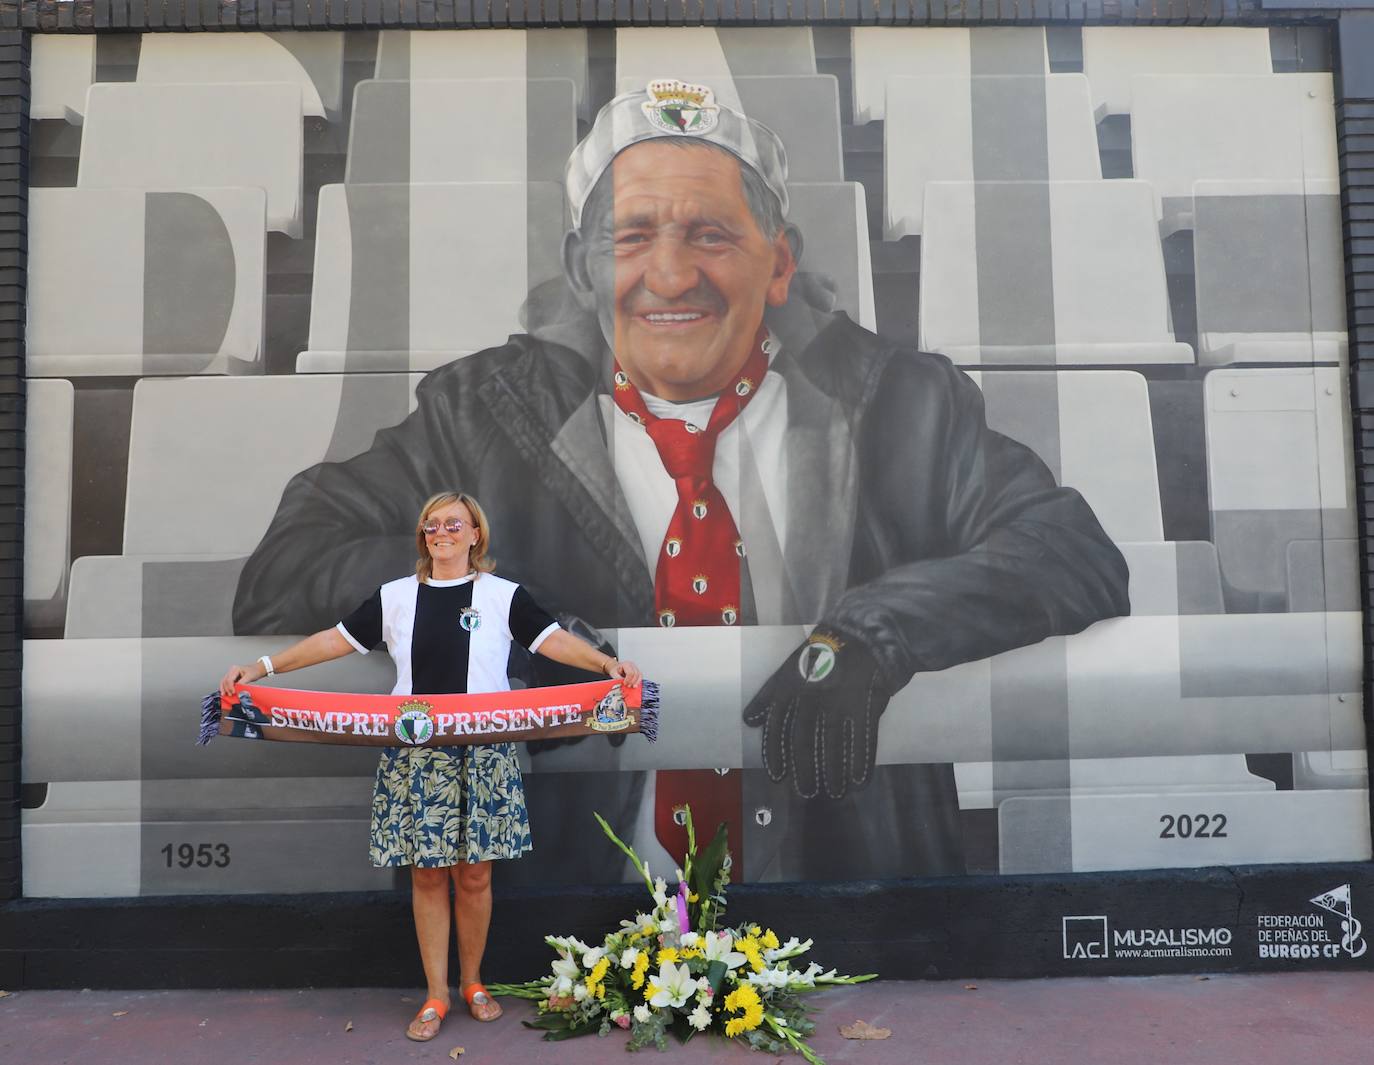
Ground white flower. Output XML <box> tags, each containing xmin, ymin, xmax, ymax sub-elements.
<box><xmin>572</xmin><ymin>983</ymin><xmax>589</xmax><ymax>1002</ymax></box>
<box><xmin>688</xmin><ymin>1003</ymin><xmax>712</xmax><ymax>1031</ymax></box>
<box><xmin>619</xmin><ymin>947</ymin><xmax>641</xmax><ymax>969</ymax></box>
<box><xmin>679</xmin><ymin>932</ymin><xmax>701</xmax><ymax>949</ymax></box>
<box><xmin>766</xmin><ymin>936</ymin><xmax>810</xmax><ymax>962</ymax></box>
<box><xmin>550</xmin><ymin>955</ymin><xmax>581</xmax><ymax>994</ymax></box>
<box><xmin>581</xmin><ymin>946</ymin><xmax>606</xmax><ymax>970</ymax></box>
<box><xmin>652</xmin><ymin>877</ymin><xmax>669</xmax><ymax>909</ymax></box>
<box><xmin>633</xmin><ymin>1004</ymin><xmax>652</xmax><ymax>1023</ymax></box>
<box><xmin>648</xmin><ymin>962</ymin><xmax>698</xmax><ymax>1010</ymax></box>
<box><xmin>746</xmin><ymin>967</ymin><xmax>791</xmax><ymax>990</ymax></box>
<box><xmin>702</xmin><ymin>931</ymin><xmax>747</xmax><ymax>970</ymax></box>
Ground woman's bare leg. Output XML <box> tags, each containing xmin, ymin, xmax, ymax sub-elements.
<box><xmin>453</xmin><ymin>861</ymin><xmax>502</xmax><ymax>1020</ymax></box>
<box><xmin>408</xmin><ymin>866</ymin><xmax>454</xmax><ymax>1038</ymax></box>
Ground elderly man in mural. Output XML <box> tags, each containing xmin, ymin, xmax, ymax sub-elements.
<box><xmin>235</xmin><ymin>80</ymin><xmax>1130</xmax><ymax>881</ymax></box>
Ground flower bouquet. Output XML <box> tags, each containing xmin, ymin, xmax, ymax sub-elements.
<box><xmin>488</xmin><ymin>808</ymin><xmax>876</xmax><ymax>1064</ymax></box>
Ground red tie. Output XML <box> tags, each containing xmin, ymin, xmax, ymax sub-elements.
<box><xmin>614</xmin><ymin>329</ymin><xmax>772</xmax><ymax>876</ymax></box>
<box><xmin>612</xmin><ymin>328</ymin><xmax>770</xmax><ymax>629</ymax></box>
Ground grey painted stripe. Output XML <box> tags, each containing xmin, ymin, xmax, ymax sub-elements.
<box><xmin>970</xmin><ymin>75</ymin><xmax>1056</xmax><ymax>362</ymax></box>
<box><xmin>142</xmin><ymin>192</ymin><xmax>235</xmax><ymax>370</ymax></box>
<box><xmin>991</xmin><ymin>644</ymin><xmax>1072</xmax><ymax>872</ymax></box>
<box><xmin>980</xmin><ymin>370</ymin><xmax>1063</xmax><ymax>482</ymax></box>
<box><xmin>345</xmin><ymin>79</ymin><xmax>410</xmax><ymax>184</ymax></box>
<box><xmin>970</xmin><ymin>27</ymin><xmax>1048</xmax><ymax>77</ymax></box>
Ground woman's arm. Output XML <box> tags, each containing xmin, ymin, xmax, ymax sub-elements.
<box><xmin>536</xmin><ymin>629</ymin><xmax>642</xmax><ymax>688</ymax></box>
<box><xmin>219</xmin><ymin>627</ymin><xmax>357</xmax><ymax>698</ymax></box>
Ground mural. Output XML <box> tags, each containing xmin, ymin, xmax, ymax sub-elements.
<box><xmin>20</xmin><ymin>25</ymin><xmax>1368</xmax><ymax>897</ymax></box>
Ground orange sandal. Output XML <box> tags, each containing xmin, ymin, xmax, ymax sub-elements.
<box><xmin>462</xmin><ymin>983</ymin><xmax>503</xmax><ymax>1022</ymax></box>
<box><xmin>405</xmin><ymin>997</ymin><xmax>449</xmax><ymax>1042</ymax></box>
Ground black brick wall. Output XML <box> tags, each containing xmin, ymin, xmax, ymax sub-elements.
<box><xmin>0</xmin><ymin>28</ymin><xmax>22</xmax><ymax>907</ymax></box>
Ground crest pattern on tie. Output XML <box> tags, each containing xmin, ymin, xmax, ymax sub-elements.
<box><xmin>613</xmin><ymin>329</ymin><xmax>773</xmax><ymax>627</ymax></box>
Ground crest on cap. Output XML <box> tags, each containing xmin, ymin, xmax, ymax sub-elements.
<box><xmin>642</xmin><ymin>79</ymin><xmax>720</xmax><ymax>136</ymax></box>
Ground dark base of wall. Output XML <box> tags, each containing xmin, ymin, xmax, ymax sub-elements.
<box><xmin>5</xmin><ymin>862</ymin><xmax>1374</xmax><ymax>989</ymax></box>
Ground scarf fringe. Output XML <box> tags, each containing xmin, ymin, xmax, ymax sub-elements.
<box><xmin>638</xmin><ymin>680</ymin><xmax>660</xmax><ymax>743</ymax></box>
<box><xmin>197</xmin><ymin>692</ymin><xmax>222</xmax><ymax>746</ymax></box>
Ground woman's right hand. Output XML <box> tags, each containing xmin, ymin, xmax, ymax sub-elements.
<box><xmin>219</xmin><ymin>662</ymin><xmax>262</xmax><ymax>700</ymax></box>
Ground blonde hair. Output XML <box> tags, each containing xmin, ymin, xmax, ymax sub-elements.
<box><xmin>415</xmin><ymin>491</ymin><xmax>495</xmax><ymax>583</ymax></box>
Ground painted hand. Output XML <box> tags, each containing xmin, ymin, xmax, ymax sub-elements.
<box><xmin>742</xmin><ymin>631</ymin><xmax>890</xmax><ymax>800</ymax></box>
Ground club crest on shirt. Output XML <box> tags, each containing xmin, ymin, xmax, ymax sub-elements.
<box><xmin>589</xmin><ymin>685</ymin><xmax>633</xmax><ymax>732</ymax></box>
<box><xmin>459</xmin><ymin>607</ymin><xmax>481</xmax><ymax>632</ymax></box>
<box><xmin>642</xmin><ymin>79</ymin><xmax>720</xmax><ymax>137</ymax></box>
<box><xmin>665</xmin><ymin>537</ymin><xmax>682</xmax><ymax>558</ymax></box>
<box><xmin>692</xmin><ymin>499</ymin><xmax>709</xmax><ymax>520</ymax></box>
<box><xmin>394</xmin><ymin>699</ymin><xmax>436</xmax><ymax>745</ymax></box>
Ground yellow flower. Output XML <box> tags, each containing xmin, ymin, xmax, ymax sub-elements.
<box><xmin>748</xmin><ymin>924</ymin><xmax>762</xmax><ymax>937</ymax></box>
<box><xmin>679</xmin><ymin>947</ymin><xmax>704</xmax><ymax>960</ymax></box>
<box><xmin>657</xmin><ymin>947</ymin><xmax>679</xmax><ymax>966</ymax></box>
<box><xmin>724</xmin><ymin>1003</ymin><xmax>764</xmax><ymax>1038</ymax></box>
<box><xmin>644</xmin><ymin>981</ymin><xmax>660</xmax><ymax>1003</ymax></box>
<box><xmin>761</xmin><ymin>929</ymin><xmax>780</xmax><ymax>951</ymax></box>
<box><xmin>587</xmin><ymin>957</ymin><xmax>609</xmax><ymax>985</ymax></box>
<box><xmin>724</xmin><ymin>983</ymin><xmax>761</xmax><ymax>1013</ymax></box>
<box><xmin>737</xmin><ymin>937</ymin><xmax>766</xmax><ymax>974</ymax></box>
<box><xmin>631</xmin><ymin>952</ymin><xmax>650</xmax><ymax>990</ymax></box>
<box><xmin>688</xmin><ymin>892</ymin><xmax>699</xmax><ymax>903</ymax></box>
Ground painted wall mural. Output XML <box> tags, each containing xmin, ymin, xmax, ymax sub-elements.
<box><xmin>20</xmin><ymin>25</ymin><xmax>1367</xmax><ymax>897</ymax></box>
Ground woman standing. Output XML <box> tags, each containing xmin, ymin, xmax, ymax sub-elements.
<box><xmin>219</xmin><ymin>491</ymin><xmax>641</xmax><ymax>1041</ymax></box>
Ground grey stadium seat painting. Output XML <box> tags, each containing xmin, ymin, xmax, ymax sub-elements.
<box><xmin>24</xmin><ymin>380</ymin><xmax>74</xmax><ymax>633</ymax></box>
<box><xmin>346</xmin><ymin>78</ymin><xmax>577</xmax><ymax>186</ymax></box>
<box><xmin>299</xmin><ymin>182</ymin><xmax>565</xmax><ymax>374</ymax></box>
<box><xmin>78</xmin><ymin>81</ymin><xmax>305</xmax><ymax>237</ymax></box>
<box><xmin>919</xmin><ymin>180</ymin><xmax>1193</xmax><ymax>366</ymax></box>
<box><xmin>27</xmin><ymin>187</ymin><xmax>267</xmax><ymax>378</ymax></box>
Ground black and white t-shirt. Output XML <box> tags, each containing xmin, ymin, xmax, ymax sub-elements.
<box><xmin>336</xmin><ymin>573</ymin><xmax>561</xmax><ymax>697</ymax></box>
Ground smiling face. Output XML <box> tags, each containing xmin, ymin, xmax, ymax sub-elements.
<box><xmin>565</xmin><ymin>141</ymin><xmax>796</xmax><ymax>402</ymax></box>
<box><xmin>420</xmin><ymin>499</ymin><xmax>479</xmax><ymax>578</ymax></box>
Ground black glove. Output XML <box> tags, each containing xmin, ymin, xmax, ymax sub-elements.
<box><xmin>742</xmin><ymin>631</ymin><xmax>891</xmax><ymax>800</ymax></box>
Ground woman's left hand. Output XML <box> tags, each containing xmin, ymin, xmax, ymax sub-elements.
<box><xmin>609</xmin><ymin>658</ymin><xmax>642</xmax><ymax>688</ymax></box>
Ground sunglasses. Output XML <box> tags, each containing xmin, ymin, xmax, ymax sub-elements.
<box><xmin>422</xmin><ymin>518</ymin><xmax>471</xmax><ymax>536</ymax></box>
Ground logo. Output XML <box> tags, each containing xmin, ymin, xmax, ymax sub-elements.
<box><xmin>642</xmin><ymin>79</ymin><xmax>720</xmax><ymax>136</ymax></box>
<box><xmin>627</xmin><ymin>411</ymin><xmax>644</xmax><ymax>426</ymax></box>
<box><xmin>658</xmin><ymin>609</ymin><xmax>676</xmax><ymax>628</ymax></box>
<box><xmin>1312</xmin><ymin>885</ymin><xmax>1367</xmax><ymax>959</ymax></box>
<box><xmin>734</xmin><ymin>539</ymin><xmax>745</xmax><ymax>558</ymax></box>
<box><xmin>692</xmin><ymin>574</ymin><xmax>709</xmax><ymax>595</ymax></box>
<box><xmin>684</xmin><ymin>422</ymin><xmax>702</xmax><ymax>435</ymax></box>
<box><xmin>721</xmin><ymin>605</ymin><xmax>738</xmax><ymax>625</ymax></box>
<box><xmin>614</xmin><ymin>370</ymin><xmax>630</xmax><ymax>389</ymax></box>
<box><xmin>589</xmin><ymin>685</ymin><xmax>632</xmax><ymax>732</ymax></box>
<box><xmin>665</xmin><ymin>537</ymin><xmax>682</xmax><ymax>558</ymax></box>
<box><xmin>691</xmin><ymin>499</ymin><xmax>709</xmax><ymax>520</ymax></box>
<box><xmin>797</xmin><ymin>635</ymin><xmax>841</xmax><ymax>683</ymax></box>
<box><xmin>1063</xmin><ymin>915</ymin><xmax>1233</xmax><ymax>961</ymax></box>
<box><xmin>1063</xmin><ymin>916</ymin><xmax>1109</xmax><ymax>960</ymax></box>
<box><xmin>735</xmin><ymin>377</ymin><xmax>755</xmax><ymax>397</ymax></box>
<box><xmin>394</xmin><ymin>700</ymin><xmax>436</xmax><ymax>745</ymax></box>
<box><xmin>1258</xmin><ymin>884</ymin><xmax>1368</xmax><ymax>961</ymax></box>
<box><xmin>459</xmin><ymin>607</ymin><xmax>481</xmax><ymax>632</ymax></box>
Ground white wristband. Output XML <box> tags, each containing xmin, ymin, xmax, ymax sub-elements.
<box><xmin>258</xmin><ymin>655</ymin><xmax>275</xmax><ymax>678</ymax></box>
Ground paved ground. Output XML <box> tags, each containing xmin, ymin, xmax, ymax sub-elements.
<box><xmin>3</xmin><ymin>972</ymin><xmax>1372</xmax><ymax>1065</ymax></box>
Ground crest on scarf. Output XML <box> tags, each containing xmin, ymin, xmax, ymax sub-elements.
<box><xmin>665</xmin><ymin>537</ymin><xmax>682</xmax><ymax>558</ymax></box>
<box><xmin>721</xmin><ymin>605</ymin><xmax>738</xmax><ymax>625</ymax></box>
<box><xmin>658</xmin><ymin>609</ymin><xmax>677</xmax><ymax>628</ymax></box>
<box><xmin>642</xmin><ymin>79</ymin><xmax>720</xmax><ymax>136</ymax></box>
<box><xmin>692</xmin><ymin>574</ymin><xmax>709</xmax><ymax>596</ymax></box>
<box><xmin>395</xmin><ymin>699</ymin><xmax>436</xmax><ymax>745</ymax></box>
<box><xmin>589</xmin><ymin>685</ymin><xmax>632</xmax><ymax>732</ymax></box>
<box><xmin>692</xmin><ymin>499</ymin><xmax>709</xmax><ymax>520</ymax></box>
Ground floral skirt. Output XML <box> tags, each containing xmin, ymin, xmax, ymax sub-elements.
<box><xmin>369</xmin><ymin>743</ymin><xmax>533</xmax><ymax>867</ymax></box>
